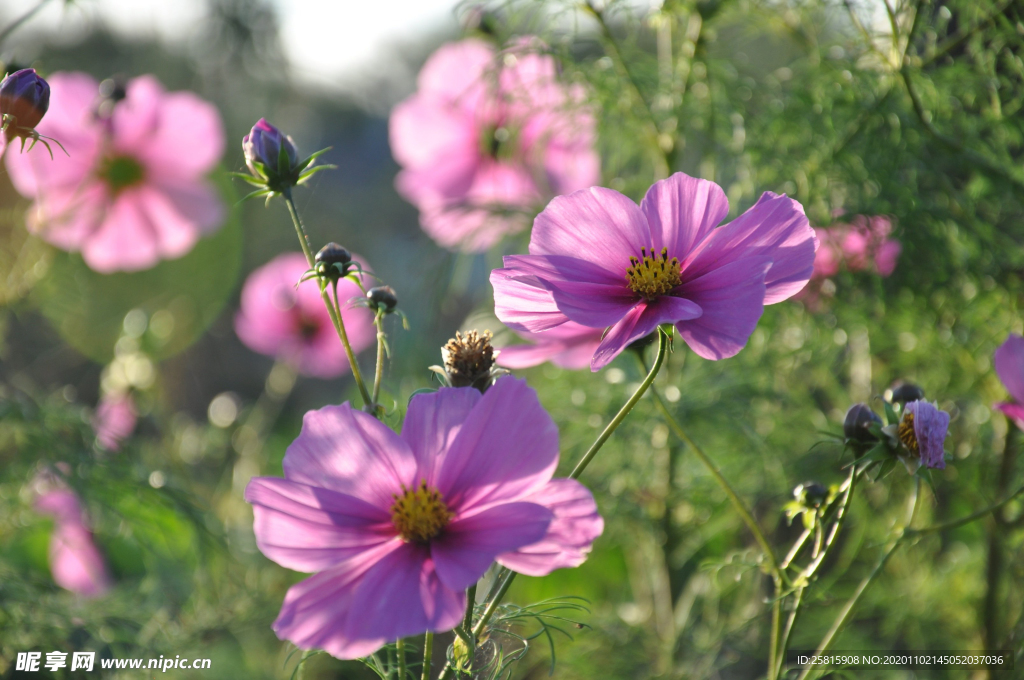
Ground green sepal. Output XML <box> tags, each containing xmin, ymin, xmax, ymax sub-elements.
<box><xmin>295</xmin><ymin>146</ymin><xmax>332</xmax><ymax>173</ymax></box>
<box><xmin>277</xmin><ymin>142</ymin><xmax>292</xmax><ymax>176</ymax></box>
<box><xmin>297</xmin><ymin>164</ymin><xmax>337</xmax><ymax>184</ymax></box>
<box><xmin>874</xmin><ymin>457</ymin><xmax>897</xmax><ymax>481</ymax></box>
<box><xmin>237</xmin><ymin>188</ymin><xmax>273</xmax><ymax>204</ymax></box>
<box><xmin>883</xmin><ymin>400</ymin><xmax>899</xmax><ymax>425</ymax></box>
<box><xmin>227</xmin><ymin>171</ymin><xmax>266</xmax><ymax>187</ymax></box>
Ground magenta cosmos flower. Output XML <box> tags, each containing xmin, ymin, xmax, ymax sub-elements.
<box><xmin>492</xmin><ymin>275</ymin><xmax>603</xmax><ymax>370</ymax></box>
<box><xmin>491</xmin><ymin>172</ymin><xmax>818</xmax><ymax>370</ymax></box>
<box><xmin>994</xmin><ymin>334</ymin><xmax>1024</xmax><ymax>429</ymax></box>
<box><xmin>92</xmin><ymin>393</ymin><xmax>137</xmax><ymax>451</ymax></box>
<box><xmin>36</xmin><ymin>489</ymin><xmax>112</xmax><ymax>597</ymax></box>
<box><xmin>245</xmin><ymin>377</ymin><xmax>603</xmax><ymax>659</ymax></box>
<box><xmin>234</xmin><ymin>253</ymin><xmax>375</xmax><ymax>379</ymax></box>
<box><xmin>5</xmin><ymin>73</ymin><xmax>225</xmax><ymax>273</ymax></box>
<box><xmin>390</xmin><ymin>37</ymin><xmax>599</xmax><ymax>252</ymax></box>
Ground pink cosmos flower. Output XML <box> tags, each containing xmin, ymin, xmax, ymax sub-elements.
<box><xmin>35</xmin><ymin>489</ymin><xmax>112</xmax><ymax>597</ymax></box>
<box><xmin>490</xmin><ymin>172</ymin><xmax>817</xmax><ymax>370</ymax></box>
<box><xmin>5</xmin><ymin>73</ymin><xmax>225</xmax><ymax>273</ymax></box>
<box><xmin>994</xmin><ymin>334</ymin><xmax>1024</xmax><ymax>429</ymax></box>
<box><xmin>93</xmin><ymin>393</ymin><xmax>137</xmax><ymax>450</ymax></box>
<box><xmin>244</xmin><ymin>377</ymin><xmax>603</xmax><ymax>659</ymax></box>
<box><xmin>390</xmin><ymin>37</ymin><xmax>600</xmax><ymax>251</ymax></box>
<box><xmin>234</xmin><ymin>253</ymin><xmax>375</xmax><ymax>379</ymax></box>
<box><xmin>492</xmin><ymin>275</ymin><xmax>603</xmax><ymax>370</ymax></box>
<box><xmin>900</xmin><ymin>400</ymin><xmax>950</xmax><ymax>470</ymax></box>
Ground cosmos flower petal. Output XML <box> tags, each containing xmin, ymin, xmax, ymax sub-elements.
<box><xmin>675</xmin><ymin>257</ymin><xmax>771</xmax><ymax>360</ymax></box>
<box><xmin>272</xmin><ymin>547</ymin><xmax>397</xmax><ymax>659</ymax></box>
<box><xmin>283</xmin><ymin>403</ymin><xmax>418</xmax><ymax>508</ymax></box>
<box><xmin>684</xmin><ymin>191</ymin><xmax>816</xmax><ymax>305</ymax></box>
<box><xmin>435</xmin><ymin>377</ymin><xmax>558</xmax><ymax>512</ymax></box>
<box><xmin>431</xmin><ymin>502</ymin><xmax>553</xmax><ymax>591</ymax></box>
<box><xmin>401</xmin><ymin>387</ymin><xmax>482</xmax><ymax>486</ymax></box>
<box><xmin>245</xmin><ymin>477</ymin><xmax>394</xmax><ymax>573</ymax></box>
<box><xmin>93</xmin><ymin>393</ymin><xmax>137</xmax><ymax>451</ymax></box>
<box><xmin>640</xmin><ymin>172</ymin><xmax>729</xmax><ymax>258</ymax></box>
<box><xmin>80</xmin><ymin>192</ymin><xmax>162</xmax><ymax>273</ymax></box>
<box><xmin>49</xmin><ymin>524</ymin><xmax>112</xmax><ymax>598</ymax></box>
<box><xmin>994</xmin><ymin>334</ymin><xmax>1024</xmax><ymax>405</ymax></box>
<box><xmin>491</xmin><ymin>268</ymin><xmax>574</xmax><ymax>333</ymax></box>
<box><xmin>138</xmin><ymin>91</ymin><xmax>225</xmax><ymax>178</ymax></box>
<box><xmin>415</xmin><ymin>38</ymin><xmax>494</xmax><ymax>104</ymax></box>
<box><xmin>344</xmin><ymin>543</ymin><xmax>466</xmax><ymax>642</ymax></box>
<box><xmin>529</xmin><ymin>186</ymin><xmax>652</xmax><ymax>270</ymax></box>
<box><xmin>495</xmin><ymin>321</ymin><xmax>604</xmax><ymax>370</ymax></box>
<box><xmin>497</xmin><ymin>478</ymin><xmax>604</xmax><ymax>576</ymax></box>
<box><xmin>995</xmin><ymin>402</ymin><xmax>1024</xmax><ymax>429</ymax></box>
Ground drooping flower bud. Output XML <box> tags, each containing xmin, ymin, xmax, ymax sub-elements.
<box><xmin>366</xmin><ymin>286</ymin><xmax>398</xmax><ymax>314</ymax></box>
<box><xmin>243</xmin><ymin>118</ymin><xmax>300</xmax><ymax>189</ymax></box>
<box><xmin>440</xmin><ymin>330</ymin><xmax>504</xmax><ymax>392</ymax></box>
<box><xmin>0</xmin><ymin>68</ymin><xmax>50</xmax><ymax>139</ymax></box>
<box><xmin>793</xmin><ymin>481</ymin><xmax>829</xmax><ymax>509</ymax></box>
<box><xmin>889</xmin><ymin>382</ymin><xmax>925</xmax><ymax>405</ymax></box>
<box><xmin>314</xmin><ymin>242</ymin><xmax>354</xmax><ymax>281</ymax></box>
<box><xmin>843</xmin><ymin>403</ymin><xmax>881</xmax><ymax>443</ymax></box>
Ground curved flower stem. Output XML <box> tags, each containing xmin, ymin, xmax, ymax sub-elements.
<box><xmin>397</xmin><ymin>637</ymin><xmax>408</xmax><ymax>680</ymax></box>
<box><xmin>0</xmin><ymin>0</ymin><xmax>52</xmax><ymax>48</ymax></box>
<box><xmin>796</xmin><ymin>477</ymin><xmax>921</xmax><ymax>680</ymax></box>
<box><xmin>436</xmin><ymin>331</ymin><xmax>670</xmax><ymax>680</ymax></box>
<box><xmin>570</xmin><ymin>328</ymin><xmax>670</xmax><ymax>480</ymax></box>
<box><xmin>281</xmin><ymin>191</ymin><xmax>373</xmax><ymax>408</ymax></box>
<box><xmin>462</xmin><ymin>584</ymin><xmax>476</xmax><ymax>633</ymax></box>
<box><xmin>372</xmin><ymin>312</ymin><xmax>386</xmax><ymax>406</ymax></box>
<box><xmin>421</xmin><ymin>632</ymin><xmax>433</xmax><ymax>680</ymax></box>
<box><xmin>645</xmin><ymin>379</ymin><xmax>782</xmax><ymax>579</ymax></box>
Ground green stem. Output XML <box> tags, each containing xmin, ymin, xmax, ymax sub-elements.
<box><xmin>0</xmin><ymin>0</ymin><xmax>52</xmax><ymax>49</ymax></box>
<box><xmin>372</xmin><ymin>312</ymin><xmax>386</xmax><ymax>406</ymax></box>
<box><xmin>397</xmin><ymin>638</ymin><xmax>408</xmax><ymax>680</ymax></box>
<box><xmin>436</xmin><ymin>333</ymin><xmax>669</xmax><ymax>680</ymax></box>
<box><xmin>421</xmin><ymin>632</ymin><xmax>433</xmax><ymax>680</ymax></box>
<box><xmin>646</xmin><ymin>380</ymin><xmax>782</xmax><ymax>579</ymax></box>
<box><xmin>797</xmin><ymin>477</ymin><xmax>921</xmax><ymax>680</ymax></box>
<box><xmin>282</xmin><ymin>192</ymin><xmax>372</xmax><ymax>406</ymax></box>
<box><xmin>768</xmin><ymin>575</ymin><xmax>782</xmax><ymax>680</ymax></box>
<box><xmin>570</xmin><ymin>328</ymin><xmax>670</xmax><ymax>480</ymax></box>
<box><xmin>462</xmin><ymin>584</ymin><xmax>476</xmax><ymax>633</ymax></box>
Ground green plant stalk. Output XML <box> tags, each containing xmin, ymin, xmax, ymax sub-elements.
<box><xmin>646</xmin><ymin>380</ymin><xmax>782</xmax><ymax>578</ymax></box>
<box><xmin>462</xmin><ymin>584</ymin><xmax>476</xmax><ymax>634</ymax></box>
<box><xmin>436</xmin><ymin>331</ymin><xmax>671</xmax><ymax>680</ymax></box>
<box><xmin>281</xmin><ymin>191</ymin><xmax>373</xmax><ymax>407</ymax></box>
<box><xmin>397</xmin><ymin>638</ymin><xmax>407</xmax><ymax>680</ymax></box>
<box><xmin>421</xmin><ymin>632</ymin><xmax>433</xmax><ymax>680</ymax></box>
<box><xmin>984</xmin><ymin>422</ymin><xmax>1019</xmax><ymax>660</ymax></box>
<box><xmin>797</xmin><ymin>477</ymin><xmax>921</xmax><ymax>680</ymax></box>
<box><xmin>372</xmin><ymin>312</ymin><xmax>386</xmax><ymax>406</ymax></box>
<box><xmin>570</xmin><ymin>328</ymin><xmax>670</xmax><ymax>479</ymax></box>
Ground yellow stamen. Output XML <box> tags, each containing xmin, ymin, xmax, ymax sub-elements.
<box><xmin>391</xmin><ymin>481</ymin><xmax>453</xmax><ymax>543</ymax></box>
<box><xmin>898</xmin><ymin>411</ymin><xmax>919</xmax><ymax>456</ymax></box>
<box><xmin>625</xmin><ymin>246</ymin><xmax>682</xmax><ymax>299</ymax></box>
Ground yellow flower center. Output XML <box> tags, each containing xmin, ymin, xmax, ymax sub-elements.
<box><xmin>391</xmin><ymin>481</ymin><xmax>453</xmax><ymax>543</ymax></box>
<box><xmin>626</xmin><ymin>247</ymin><xmax>682</xmax><ymax>299</ymax></box>
<box><xmin>898</xmin><ymin>411</ymin><xmax>919</xmax><ymax>456</ymax></box>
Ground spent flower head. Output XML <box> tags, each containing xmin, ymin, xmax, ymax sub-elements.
<box><xmin>235</xmin><ymin>118</ymin><xmax>333</xmax><ymax>200</ymax></box>
<box><xmin>434</xmin><ymin>329</ymin><xmax>507</xmax><ymax>392</ymax></box>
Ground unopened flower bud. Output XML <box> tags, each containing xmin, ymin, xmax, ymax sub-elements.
<box><xmin>794</xmin><ymin>481</ymin><xmax>828</xmax><ymax>509</ymax></box>
<box><xmin>889</xmin><ymin>382</ymin><xmax>925</xmax><ymax>404</ymax></box>
<box><xmin>843</xmin><ymin>403</ymin><xmax>881</xmax><ymax>442</ymax></box>
<box><xmin>243</xmin><ymin>118</ymin><xmax>299</xmax><ymax>186</ymax></box>
<box><xmin>442</xmin><ymin>330</ymin><xmax>500</xmax><ymax>392</ymax></box>
<box><xmin>0</xmin><ymin>68</ymin><xmax>50</xmax><ymax>137</ymax></box>
<box><xmin>314</xmin><ymin>242</ymin><xmax>353</xmax><ymax>280</ymax></box>
<box><xmin>366</xmin><ymin>286</ymin><xmax>398</xmax><ymax>313</ymax></box>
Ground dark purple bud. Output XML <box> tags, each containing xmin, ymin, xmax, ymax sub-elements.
<box><xmin>843</xmin><ymin>403</ymin><xmax>882</xmax><ymax>442</ymax></box>
<box><xmin>794</xmin><ymin>481</ymin><xmax>828</xmax><ymax>508</ymax></box>
<box><xmin>0</xmin><ymin>68</ymin><xmax>50</xmax><ymax>131</ymax></box>
<box><xmin>366</xmin><ymin>286</ymin><xmax>398</xmax><ymax>313</ymax></box>
<box><xmin>315</xmin><ymin>242</ymin><xmax>353</xmax><ymax>281</ymax></box>
<box><xmin>889</xmin><ymin>382</ymin><xmax>925</xmax><ymax>404</ymax></box>
<box><xmin>242</xmin><ymin>118</ymin><xmax>298</xmax><ymax>180</ymax></box>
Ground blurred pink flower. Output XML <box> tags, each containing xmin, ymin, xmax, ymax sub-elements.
<box><xmin>491</xmin><ymin>172</ymin><xmax>817</xmax><ymax>370</ymax></box>
<box><xmin>234</xmin><ymin>253</ymin><xmax>375</xmax><ymax>379</ymax></box>
<box><xmin>5</xmin><ymin>73</ymin><xmax>225</xmax><ymax>273</ymax></box>
<box><xmin>390</xmin><ymin>37</ymin><xmax>600</xmax><ymax>251</ymax></box>
<box><xmin>35</xmin><ymin>489</ymin><xmax>112</xmax><ymax>597</ymax></box>
<box><xmin>93</xmin><ymin>393</ymin><xmax>137</xmax><ymax>450</ymax></box>
<box><xmin>245</xmin><ymin>377</ymin><xmax>602</xmax><ymax>659</ymax></box>
<box><xmin>994</xmin><ymin>333</ymin><xmax>1024</xmax><ymax>429</ymax></box>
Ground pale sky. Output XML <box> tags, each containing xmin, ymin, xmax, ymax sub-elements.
<box><xmin>3</xmin><ymin>0</ymin><xmax>462</xmax><ymax>88</ymax></box>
